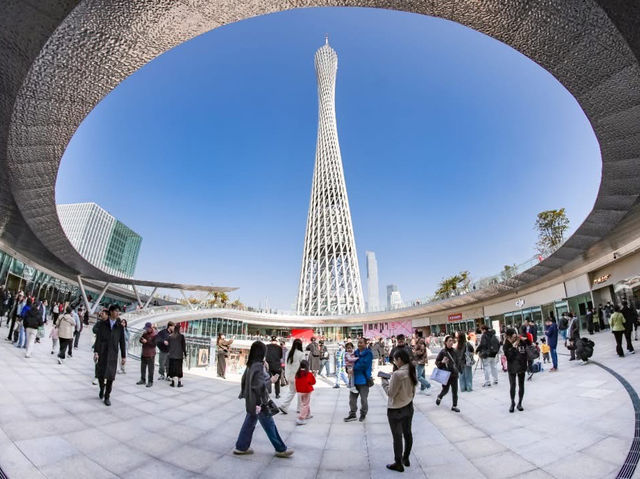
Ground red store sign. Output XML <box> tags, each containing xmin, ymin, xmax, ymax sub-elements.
<box><xmin>448</xmin><ymin>313</ymin><xmax>463</xmax><ymax>322</ymax></box>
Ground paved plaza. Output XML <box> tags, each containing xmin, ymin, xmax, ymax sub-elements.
<box><xmin>0</xmin><ymin>326</ymin><xmax>638</xmax><ymax>479</ymax></box>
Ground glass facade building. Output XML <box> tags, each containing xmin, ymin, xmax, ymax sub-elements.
<box><xmin>57</xmin><ymin>202</ymin><xmax>142</xmax><ymax>278</ymax></box>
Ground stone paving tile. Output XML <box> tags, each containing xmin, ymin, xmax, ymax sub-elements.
<box><xmin>1</xmin><ymin>325</ymin><xmax>640</xmax><ymax>478</ymax></box>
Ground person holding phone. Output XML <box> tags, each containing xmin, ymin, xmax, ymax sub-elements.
<box><xmin>503</xmin><ymin>328</ymin><xmax>529</xmax><ymax>412</ymax></box>
<box><xmin>434</xmin><ymin>335</ymin><xmax>460</xmax><ymax>412</ymax></box>
<box><xmin>381</xmin><ymin>348</ymin><xmax>417</xmax><ymax>472</ymax></box>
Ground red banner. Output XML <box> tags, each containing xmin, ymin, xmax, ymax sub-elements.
<box><xmin>448</xmin><ymin>313</ymin><xmax>463</xmax><ymax>322</ymax></box>
<box><xmin>290</xmin><ymin>329</ymin><xmax>314</xmax><ymax>341</ymax></box>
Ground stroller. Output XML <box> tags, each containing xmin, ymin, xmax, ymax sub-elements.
<box><xmin>576</xmin><ymin>337</ymin><xmax>595</xmax><ymax>362</ymax></box>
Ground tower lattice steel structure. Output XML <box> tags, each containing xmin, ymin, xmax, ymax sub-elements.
<box><xmin>296</xmin><ymin>38</ymin><xmax>364</xmax><ymax>316</ymax></box>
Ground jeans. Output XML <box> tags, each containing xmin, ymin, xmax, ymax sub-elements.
<box><xmin>158</xmin><ymin>350</ymin><xmax>169</xmax><ymax>377</ymax></box>
<box><xmin>16</xmin><ymin>325</ymin><xmax>26</xmax><ymax>348</ymax></box>
<box><xmin>141</xmin><ymin>356</ymin><xmax>155</xmax><ymax>383</ymax></box>
<box><xmin>624</xmin><ymin>329</ymin><xmax>635</xmax><ymax>352</ymax></box>
<box><xmin>614</xmin><ymin>331</ymin><xmax>624</xmax><ymax>357</ymax></box>
<box><xmin>25</xmin><ymin>328</ymin><xmax>38</xmax><ymax>356</ymax></box>
<box><xmin>508</xmin><ymin>371</ymin><xmax>525</xmax><ymax>405</ymax></box>
<box><xmin>559</xmin><ymin>329</ymin><xmax>567</xmax><ymax>341</ymax></box>
<box><xmin>349</xmin><ymin>384</ymin><xmax>369</xmax><ymax>417</ymax></box>
<box><xmin>335</xmin><ymin>371</ymin><xmax>349</xmax><ymax>387</ymax></box>
<box><xmin>415</xmin><ymin>364</ymin><xmax>431</xmax><ymax>391</ymax></box>
<box><xmin>73</xmin><ymin>330</ymin><xmax>81</xmax><ymax>348</ymax></box>
<box><xmin>235</xmin><ymin>412</ymin><xmax>287</xmax><ymax>453</ymax></box>
<box><xmin>387</xmin><ymin>402</ymin><xmax>414</xmax><ymax>465</ymax></box>
<box><xmin>482</xmin><ymin>357</ymin><xmax>498</xmax><ymax>384</ymax></box>
<box><xmin>298</xmin><ymin>392</ymin><xmax>311</xmax><ymax>420</ymax></box>
<box><xmin>459</xmin><ymin>365</ymin><xmax>473</xmax><ymax>392</ymax></box>
<box><xmin>550</xmin><ymin>347</ymin><xmax>558</xmax><ymax>369</ymax></box>
<box><xmin>438</xmin><ymin>375</ymin><xmax>458</xmax><ymax>407</ymax></box>
<box><xmin>320</xmin><ymin>359</ymin><xmax>330</xmax><ymax>376</ymax></box>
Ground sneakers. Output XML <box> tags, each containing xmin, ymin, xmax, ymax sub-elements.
<box><xmin>435</xmin><ymin>397</ymin><xmax>441</xmax><ymax>406</ymax></box>
<box><xmin>275</xmin><ymin>449</ymin><xmax>294</xmax><ymax>458</ymax></box>
<box><xmin>146</xmin><ymin>382</ymin><xmax>153</xmax><ymax>388</ymax></box>
<box><xmin>296</xmin><ymin>419</ymin><xmax>306</xmax><ymax>426</ymax></box>
<box><xmin>104</xmin><ymin>397</ymin><xmax>111</xmax><ymax>406</ymax></box>
<box><xmin>170</xmin><ymin>380</ymin><xmax>175</xmax><ymax>387</ymax></box>
<box><xmin>358</xmin><ymin>415</ymin><xmax>366</xmax><ymax>422</ymax></box>
<box><xmin>92</xmin><ymin>378</ymin><xmax>97</xmax><ymax>385</ymax></box>
<box><xmin>233</xmin><ymin>448</ymin><xmax>254</xmax><ymax>455</ymax></box>
<box><xmin>57</xmin><ymin>357</ymin><xmax>63</xmax><ymax>365</ymax></box>
<box><xmin>451</xmin><ymin>406</ymin><xmax>460</xmax><ymax>413</ymax></box>
<box><xmin>344</xmin><ymin>414</ymin><xmax>357</xmax><ymax>422</ymax></box>
<box><xmin>177</xmin><ymin>382</ymin><xmax>183</xmax><ymax>388</ymax></box>
<box><xmin>136</xmin><ymin>380</ymin><xmax>145</xmax><ymax>385</ymax></box>
<box><xmin>333</xmin><ymin>385</ymin><xmax>340</xmax><ymax>389</ymax></box>
<box><xmin>482</xmin><ymin>382</ymin><xmax>491</xmax><ymax>388</ymax></box>
<box><xmin>517</xmin><ymin>404</ymin><xmax>524</xmax><ymax>411</ymax></box>
<box><xmin>493</xmin><ymin>380</ymin><xmax>498</xmax><ymax>385</ymax></box>
<box><xmin>421</xmin><ymin>389</ymin><xmax>432</xmax><ymax>396</ymax></box>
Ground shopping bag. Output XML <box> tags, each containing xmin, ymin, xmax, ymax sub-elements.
<box><xmin>430</xmin><ymin>367</ymin><xmax>451</xmax><ymax>385</ymax></box>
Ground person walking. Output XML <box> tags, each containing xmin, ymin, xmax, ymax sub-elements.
<box><xmin>544</xmin><ymin>316</ymin><xmax>559</xmax><ymax>371</ymax></box>
<box><xmin>93</xmin><ymin>305</ymin><xmax>127</xmax><ymax>406</ymax></box>
<box><xmin>610</xmin><ymin>305</ymin><xmax>626</xmax><ymax>357</ymax></box>
<box><xmin>389</xmin><ymin>334</ymin><xmax>413</xmax><ymax>371</ymax></box>
<box><xmin>621</xmin><ymin>300</ymin><xmax>637</xmax><ymax>355</ymax></box>
<box><xmin>23</xmin><ymin>298</ymin><xmax>43</xmax><ymax>358</ymax></box>
<box><xmin>586</xmin><ymin>306</ymin><xmax>595</xmax><ymax>335</ymax></box>
<box><xmin>72</xmin><ymin>307</ymin><xmax>82</xmax><ymax>350</ymax></box>
<box><xmin>477</xmin><ymin>325</ymin><xmax>499</xmax><ymax>387</ymax></box>
<box><xmin>49</xmin><ymin>322</ymin><xmax>59</xmax><ymax>355</ymax></box>
<box><xmin>266</xmin><ymin>336</ymin><xmax>283</xmax><ymax>398</ymax></box>
<box><xmin>57</xmin><ymin>306</ymin><xmax>75</xmax><ymax>363</ymax></box>
<box><xmin>168</xmin><ymin>324</ymin><xmax>187</xmax><ymax>388</ymax></box>
<box><xmin>234</xmin><ymin>340</ymin><xmax>293</xmax><ymax>458</ymax></box>
<box><xmin>503</xmin><ymin>328</ymin><xmax>529</xmax><ymax>412</ymax></box>
<box><xmin>457</xmin><ymin>331</ymin><xmax>474</xmax><ymax>392</ymax></box>
<box><xmin>344</xmin><ymin>337</ymin><xmax>373</xmax><ymax>422</ymax></box>
<box><xmin>558</xmin><ymin>313</ymin><xmax>569</xmax><ymax>344</ymax></box>
<box><xmin>5</xmin><ymin>292</ymin><xmax>23</xmax><ymax>343</ymax></box>
<box><xmin>155</xmin><ymin>321</ymin><xmax>174</xmax><ymax>380</ymax></box>
<box><xmin>597</xmin><ymin>305</ymin><xmax>606</xmax><ymax>332</ymax></box>
<box><xmin>319</xmin><ymin>340</ymin><xmax>330</xmax><ymax>377</ymax></box>
<box><xmin>568</xmin><ymin>313</ymin><xmax>580</xmax><ymax>360</ymax></box>
<box><xmin>216</xmin><ymin>333</ymin><xmax>233</xmax><ymax>379</ymax></box>
<box><xmin>333</xmin><ymin>343</ymin><xmax>350</xmax><ymax>388</ymax></box>
<box><xmin>306</xmin><ymin>337</ymin><xmax>321</xmax><ymax>375</ymax></box>
<box><xmin>435</xmin><ymin>335</ymin><xmax>460</xmax><ymax>412</ymax></box>
<box><xmin>279</xmin><ymin>338</ymin><xmax>304</xmax><ymax>414</ymax></box>
<box><xmin>119</xmin><ymin>319</ymin><xmax>130</xmax><ymax>373</ymax></box>
<box><xmin>295</xmin><ymin>359</ymin><xmax>316</xmax><ymax>425</ymax></box>
<box><xmin>137</xmin><ymin>322</ymin><xmax>157</xmax><ymax>388</ymax></box>
<box><xmin>413</xmin><ymin>339</ymin><xmax>432</xmax><ymax>395</ymax></box>
<box><xmin>381</xmin><ymin>348</ymin><xmax>417</xmax><ymax>473</ymax></box>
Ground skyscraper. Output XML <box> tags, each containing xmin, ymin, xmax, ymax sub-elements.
<box><xmin>387</xmin><ymin>284</ymin><xmax>398</xmax><ymax>310</ymax></box>
<box><xmin>366</xmin><ymin>251</ymin><xmax>380</xmax><ymax>312</ymax></box>
<box><xmin>57</xmin><ymin>202</ymin><xmax>142</xmax><ymax>278</ymax></box>
<box><xmin>296</xmin><ymin>38</ymin><xmax>364</xmax><ymax>316</ymax></box>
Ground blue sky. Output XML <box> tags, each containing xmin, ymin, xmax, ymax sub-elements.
<box><xmin>56</xmin><ymin>7</ymin><xmax>601</xmax><ymax>310</ymax></box>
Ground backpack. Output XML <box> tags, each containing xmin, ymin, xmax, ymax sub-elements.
<box><xmin>489</xmin><ymin>335</ymin><xmax>500</xmax><ymax>356</ymax></box>
<box><xmin>464</xmin><ymin>348</ymin><xmax>475</xmax><ymax>367</ymax></box>
<box><xmin>530</xmin><ymin>361</ymin><xmax>542</xmax><ymax>373</ymax></box>
<box><xmin>526</xmin><ymin>343</ymin><xmax>540</xmax><ymax>361</ymax></box>
<box><xmin>559</xmin><ymin>317</ymin><xmax>569</xmax><ymax>330</ymax></box>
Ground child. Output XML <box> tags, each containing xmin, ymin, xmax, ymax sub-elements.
<box><xmin>540</xmin><ymin>338</ymin><xmax>550</xmax><ymax>363</ymax></box>
<box><xmin>49</xmin><ymin>324</ymin><xmax>59</xmax><ymax>355</ymax></box>
<box><xmin>344</xmin><ymin>342</ymin><xmax>357</xmax><ymax>393</ymax></box>
<box><xmin>295</xmin><ymin>360</ymin><xmax>316</xmax><ymax>425</ymax></box>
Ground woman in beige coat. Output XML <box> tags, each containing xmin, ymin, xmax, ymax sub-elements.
<box><xmin>57</xmin><ymin>306</ymin><xmax>75</xmax><ymax>363</ymax></box>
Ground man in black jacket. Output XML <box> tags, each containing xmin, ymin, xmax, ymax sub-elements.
<box><xmin>478</xmin><ymin>325</ymin><xmax>499</xmax><ymax>387</ymax></box>
<box><xmin>94</xmin><ymin>305</ymin><xmax>127</xmax><ymax>406</ymax></box>
<box><xmin>621</xmin><ymin>301</ymin><xmax>637</xmax><ymax>354</ymax></box>
<box><xmin>265</xmin><ymin>336</ymin><xmax>283</xmax><ymax>398</ymax></box>
<box><xmin>389</xmin><ymin>334</ymin><xmax>413</xmax><ymax>371</ymax></box>
<box><xmin>155</xmin><ymin>321</ymin><xmax>174</xmax><ymax>380</ymax></box>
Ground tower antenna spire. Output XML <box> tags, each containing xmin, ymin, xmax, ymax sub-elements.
<box><xmin>325</xmin><ymin>33</ymin><xmax>329</xmax><ymax>45</ymax></box>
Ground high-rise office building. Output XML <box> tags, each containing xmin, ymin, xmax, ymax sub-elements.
<box><xmin>57</xmin><ymin>202</ymin><xmax>142</xmax><ymax>278</ymax></box>
<box><xmin>389</xmin><ymin>290</ymin><xmax>403</xmax><ymax>310</ymax></box>
<box><xmin>387</xmin><ymin>284</ymin><xmax>398</xmax><ymax>310</ymax></box>
<box><xmin>366</xmin><ymin>251</ymin><xmax>380</xmax><ymax>312</ymax></box>
<box><xmin>297</xmin><ymin>38</ymin><xmax>364</xmax><ymax>316</ymax></box>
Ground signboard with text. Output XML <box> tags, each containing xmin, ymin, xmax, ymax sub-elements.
<box><xmin>447</xmin><ymin>313</ymin><xmax>463</xmax><ymax>322</ymax></box>
<box><xmin>363</xmin><ymin>320</ymin><xmax>413</xmax><ymax>339</ymax></box>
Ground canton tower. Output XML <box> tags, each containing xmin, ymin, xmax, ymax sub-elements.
<box><xmin>296</xmin><ymin>37</ymin><xmax>365</xmax><ymax>316</ymax></box>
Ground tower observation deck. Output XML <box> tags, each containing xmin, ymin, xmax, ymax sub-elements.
<box><xmin>296</xmin><ymin>38</ymin><xmax>365</xmax><ymax>316</ymax></box>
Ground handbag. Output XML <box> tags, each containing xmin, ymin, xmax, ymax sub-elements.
<box><xmin>430</xmin><ymin>367</ymin><xmax>451</xmax><ymax>385</ymax></box>
<box><xmin>367</xmin><ymin>376</ymin><xmax>375</xmax><ymax>387</ymax></box>
<box><xmin>261</xmin><ymin>399</ymin><xmax>280</xmax><ymax>417</ymax></box>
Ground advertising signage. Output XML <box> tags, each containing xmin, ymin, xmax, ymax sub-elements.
<box><xmin>448</xmin><ymin>313</ymin><xmax>463</xmax><ymax>322</ymax></box>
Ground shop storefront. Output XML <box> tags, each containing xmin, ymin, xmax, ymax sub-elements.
<box><xmin>591</xmin><ymin>250</ymin><xmax>640</xmax><ymax>309</ymax></box>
